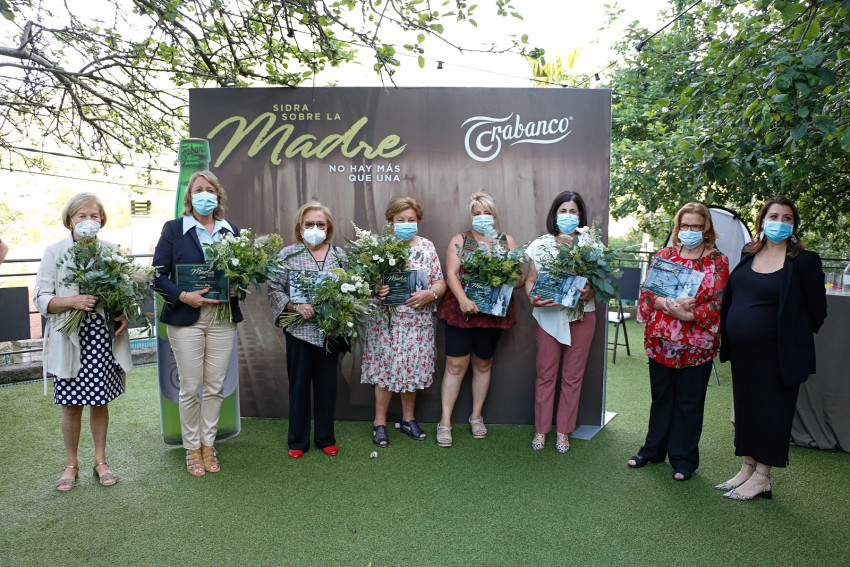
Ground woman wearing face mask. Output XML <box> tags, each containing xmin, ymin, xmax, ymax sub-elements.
<box><xmin>524</xmin><ymin>191</ymin><xmax>600</xmax><ymax>454</ymax></box>
<box><xmin>153</xmin><ymin>170</ymin><xmax>242</xmax><ymax>476</ymax></box>
<box><xmin>267</xmin><ymin>201</ymin><xmax>346</xmax><ymax>459</ymax></box>
<box><xmin>717</xmin><ymin>196</ymin><xmax>826</xmax><ymax>500</ymax></box>
<box><xmin>361</xmin><ymin>196</ymin><xmax>446</xmax><ymax>447</ymax></box>
<box><xmin>435</xmin><ymin>191</ymin><xmax>524</xmax><ymax>447</ymax></box>
<box><xmin>35</xmin><ymin>192</ymin><xmax>132</xmax><ymax>491</ymax></box>
<box><xmin>627</xmin><ymin>202</ymin><xmax>729</xmax><ymax>481</ymax></box>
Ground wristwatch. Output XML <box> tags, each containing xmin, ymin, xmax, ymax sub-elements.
<box><xmin>431</xmin><ymin>289</ymin><xmax>438</xmax><ymax>302</ymax></box>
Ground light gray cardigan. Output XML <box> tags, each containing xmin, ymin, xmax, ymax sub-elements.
<box><xmin>34</xmin><ymin>235</ymin><xmax>133</xmax><ymax>394</ymax></box>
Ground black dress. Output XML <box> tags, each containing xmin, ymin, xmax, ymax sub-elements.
<box><xmin>725</xmin><ymin>262</ymin><xmax>798</xmax><ymax>467</ymax></box>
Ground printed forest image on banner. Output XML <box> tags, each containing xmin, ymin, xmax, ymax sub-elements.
<box><xmin>189</xmin><ymin>87</ymin><xmax>611</xmax><ymax>425</ymax></box>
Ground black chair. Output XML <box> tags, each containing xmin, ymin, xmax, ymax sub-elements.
<box><xmin>608</xmin><ymin>267</ymin><xmax>642</xmax><ymax>363</ymax></box>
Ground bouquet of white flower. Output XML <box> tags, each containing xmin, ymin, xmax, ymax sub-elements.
<box><xmin>277</xmin><ymin>268</ymin><xmax>376</xmax><ymax>350</ymax></box>
<box><xmin>57</xmin><ymin>240</ymin><xmax>156</xmax><ymax>336</ymax></box>
<box><xmin>343</xmin><ymin>222</ymin><xmax>415</xmax><ymax>285</ymax></box>
<box><xmin>204</xmin><ymin>229</ymin><xmax>286</xmax><ymax>325</ymax></box>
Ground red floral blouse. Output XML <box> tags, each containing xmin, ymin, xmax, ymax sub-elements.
<box><xmin>637</xmin><ymin>246</ymin><xmax>730</xmax><ymax>369</ymax></box>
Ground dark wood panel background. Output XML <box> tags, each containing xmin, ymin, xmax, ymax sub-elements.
<box><xmin>190</xmin><ymin>87</ymin><xmax>612</xmax><ymax>426</ymax></box>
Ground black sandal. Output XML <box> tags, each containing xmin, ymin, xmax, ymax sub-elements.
<box><xmin>399</xmin><ymin>420</ymin><xmax>427</xmax><ymax>441</ymax></box>
<box><xmin>372</xmin><ymin>425</ymin><xmax>389</xmax><ymax>448</ymax></box>
<box><xmin>628</xmin><ymin>454</ymin><xmax>663</xmax><ymax>468</ymax></box>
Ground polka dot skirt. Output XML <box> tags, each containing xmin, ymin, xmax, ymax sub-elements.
<box><xmin>54</xmin><ymin>312</ymin><xmax>125</xmax><ymax>406</ymax></box>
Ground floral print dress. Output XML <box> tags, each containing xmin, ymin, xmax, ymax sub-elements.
<box><xmin>637</xmin><ymin>246</ymin><xmax>729</xmax><ymax>369</ymax></box>
<box><xmin>360</xmin><ymin>237</ymin><xmax>444</xmax><ymax>392</ymax></box>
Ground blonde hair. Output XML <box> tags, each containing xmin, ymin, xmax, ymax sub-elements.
<box><xmin>293</xmin><ymin>201</ymin><xmax>335</xmax><ymax>244</ymax></box>
<box><xmin>671</xmin><ymin>202</ymin><xmax>717</xmax><ymax>249</ymax></box>
<box><xmin>62</xmin><ymin>192</ymin><xmax>107</xmax><ymax>230</ymax></box>
<box><xmin>181</xmin><ymin>170</ymin><xmax>227</xmax><ymax>220</ymax></box>
<box><xmin>385</xmin><ymin>196</ymin><xmax>423</xmax><ymax>222</ymax></box>
<box><xmin>467</xmin><ymin>191</ymin><xmax>499</xmax><ymax>231</ymax></box>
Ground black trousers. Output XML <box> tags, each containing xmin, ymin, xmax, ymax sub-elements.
<box><xmin>638</xmin><ymin>359</ymin><xmax>712</xmax><ymax>474</ymax></box>
<box><xmin>284</xmin><ymin>333</ymin><xmax>339</xmax><ymax>451</ymax></box>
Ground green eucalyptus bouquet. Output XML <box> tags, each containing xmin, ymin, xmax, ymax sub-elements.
<box><xmin>57</xmin><ymin>240</ymin><xmax>156</xmax><ymax>336</ymax></box>
<box><xmin>277</xmin><ymin>268</ymin><xmax>376</xmax><ymax>350</ymax></box>
<box><xmin>537</xmin><ymin>222</ymin><xmax>621</xmax><ymax>309</ymax></box>
<box><xmin>204</xmin><ymin>229</ymin><xmax>286</xmax><ymax>325</ymax></box>
<box><xmin>457</xmin><ymin>239</ymin><xmax>525</xmax><ymax>288</ymax></box>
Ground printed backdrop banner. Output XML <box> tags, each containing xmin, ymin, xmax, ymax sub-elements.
<box><xmin>189</xmin><ymin>87</ymin><xmax>611</xmax><ymax>426</ymax></box>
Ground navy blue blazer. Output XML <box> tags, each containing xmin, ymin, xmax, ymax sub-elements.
<box><xmin>153</xmin><ymin>217</ymin><xmax>244</xmax><ymax>326</ymax></box>
<box><xmin>720</xmin><ymin>249</ymin><xmax>827</xmax><ymax>386</ymax></box>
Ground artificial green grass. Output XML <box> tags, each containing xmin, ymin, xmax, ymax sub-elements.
<box><xmin>2</xmin><ymin>320</ymin><xmax>848</xmax><ymax>566</ymax></box>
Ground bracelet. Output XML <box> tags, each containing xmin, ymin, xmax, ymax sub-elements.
<box><xmin>179</xmin><ymin>291</ymin><xmax>187</xmax><ymax>302</ymax></box>
<box><xmin>431</xmin><ymin>289</ymin><xmax>438</xmax><ymax>301</ymax></box>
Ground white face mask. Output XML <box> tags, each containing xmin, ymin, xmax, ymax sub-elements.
<box><xmin>74</xmin><ymin>219</ymin><xmax>101</xmax><ymax>239</ymax></box>
<box><xmin>302</xmin><ymin>226</ymin><xmax>327</xmax><ymax>247</ymax></box>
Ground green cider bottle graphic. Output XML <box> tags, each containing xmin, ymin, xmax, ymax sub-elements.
<box><xmin>157</xmin><ymin>138</ymin><xmax>241</xmax><ymax>444</ymax></box>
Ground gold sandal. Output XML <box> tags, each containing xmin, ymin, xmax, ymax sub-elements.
<box><xmin>93</xmin><ymin>461</ymin><xmax>119</xmax><ymax>486</ymax></box>
<box><xmin>186</xmin><ymin>449</ymin><xmax>205</xmax><ymax>476</ymax></box>
<box><xmin>56</xmin><ymin>464</ymin><xmax>79</xmax><ymax>492</ymax></box>
<box><xmin>201</xmin><ymin>444</ymin><xmax>220</xmax><ymax>473</ymax></box>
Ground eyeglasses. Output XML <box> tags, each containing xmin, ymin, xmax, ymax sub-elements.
<box><xmin>303</xmin><ymin>221</ymin><xmax>327</xmax><ymax>229</ymax></box>
<box><xmin>679</xmin><ymin>224</ymin><xmax>705</xmax><ymax>231</ymax></box>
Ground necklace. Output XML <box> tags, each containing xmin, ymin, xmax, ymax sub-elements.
<box><xmin>306</xmin><ymin>243</ymin><xmax>330</xmax><ymax>270</ymax></box>
<box><xmin>678</xmin><ymin>242</ymin><xmax>706</xmax><ymax>260</ymax></box>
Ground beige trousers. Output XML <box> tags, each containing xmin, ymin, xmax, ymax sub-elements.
<box><xmin>167</xmin><ymin>306</ymin><xmax>236</xmax><ymax>450</ymax></box>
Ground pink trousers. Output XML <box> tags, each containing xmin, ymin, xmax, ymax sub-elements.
<box><xmin>534</xmin><ymin>311</ymin><xmax>596</xmax><ymax>434</ymax></box>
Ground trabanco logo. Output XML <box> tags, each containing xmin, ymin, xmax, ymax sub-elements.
<box><xmin>462</xmin><ymin>113</ymin><xmax>573</xmax><ymax>162</ymax></box>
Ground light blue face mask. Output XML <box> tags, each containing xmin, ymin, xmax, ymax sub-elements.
<box><xmin>471</xmin><ymin>214</ymin><xmax>495</xmax><ymax>236</ymax></box>
<box><xmin>192</xmin><ymin>192</ymin><xmax>218</xmax><ymax>216</ymax></box>
<box><xmin>394</xmin><ymin>222</ymin><xmax>418</xmax><ymax>241</ymax></box>
<box><xmin>763</xmin><ymin>221</ymin><xmax>793</xmax><ymax>243</ymax></box>
<box><xmin>556</xmin><ymin>213</ymin><xmax>580</xmax><ymax>235</ymax></box>
<box><xmin>678</xmin><ymin>230</ymin><xmax>704</xmax><ymax>249</ymax></box>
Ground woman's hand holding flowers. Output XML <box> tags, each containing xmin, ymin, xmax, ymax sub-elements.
<box><xmin>295</xmin><ymin>303</ymin><xmax>315</xmax><ymax>320</ymax></box>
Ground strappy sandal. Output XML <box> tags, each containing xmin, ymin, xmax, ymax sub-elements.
<box><xmin>532</xmin><ymin>433</ymin><xmax>546</xmax><ymax>451</ymax></box>
<box><xmin>556</xmin><ymin>433</ymin><xmax>571</xmax><ymax>454</ymax></box>
<box><xmin>372</xmin><ymin>425</ymin><xmax>389</xmax><ymax>448</ymax></box>
<box><xmin>56</xmin><ymin>465</ymin><xmax>79</xmax><ymax>492</ymax></box>
<box><xmin>186</xmin><ymin>449</ymin><xmax>205</xmax><ymax>476</ymax></box>
<box><xmin>201</xmin><ymin>445</ymin><xmax>220</xmax><ymax>473</ymax></box>
<box><xmin>93</xmin><ymin>462</ymin><xmax>119</xmax><ymax>486</ymax></box>
<box><xmin>399</xmin><ymin>420</ymin><xmax>427</xmax><ymax>441</ymax></box>
<box><xmin>436</xmin><ymin>425</ymin><xmax>453</xmax><ymax>447</ymax></box>
<box><xmin>469</xmin><ymin>417</ymin><xmax>487</xmax><ymax>439</ymax></box>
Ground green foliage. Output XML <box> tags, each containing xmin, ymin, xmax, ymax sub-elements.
<box><xmin>57</xmin><ymin>239</ymin><xmax>156</xmax><ymax>335</ymax></box>
<box><xmin>0</xmin><ymin>0</ymin><xmax>534</xmax><ymax>166</ymax></box>
<box><xmin>606</xmin><ymin>0</ymin><xmax>850</xmax><ymax>251</ymax></box>
<box><xmin>457</xmin><ymin>239</ymin><xmax>524</xmax><ymax>287</ymax></box>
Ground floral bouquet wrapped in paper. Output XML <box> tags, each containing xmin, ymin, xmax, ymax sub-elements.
<box><xmin>204</xmin><ymin>229</ymin><xmax>285</xmax><ymax>325</ymax></box>
<box><xmin>537</xmin><ymin>223</ymin><xmax>620</xmax><ymax>320</ymax></box>
<box><xmin>58</xmin><ymin>240</ymin><xmax>156</xmax><ymax>336</ymax></box>
<box><xmin>277</xmin><ymin>268</ymin><xmax>376</xmax><ymax>350</ymax></box>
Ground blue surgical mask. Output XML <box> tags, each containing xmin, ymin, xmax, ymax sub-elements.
<box><xmin>556</xmin><ymin>213</ymin><xmax>580</xmax><ymax>235</ymax></box>
<box><xmin>394</xmin><ymin>222</ymin><xmax>418</xmax><ymax>241</ymax></box>
<box><xmin>763</xmin><ymin>221</ymin><xmax>793</xmax><ymax>243</ymax></box>
<box><xmin>471</xmin><ymin>214</ymin><xmax>495</xmax><ymax>236</ymax></box>
<box><xmin>192</xmin><ymin>192</ymin><xmax>218</xmax><ymax>216</ymax></box>
<box><xmin>677</xmin><ymin>230</ymin><xmax>704</xmax><ymax>249</ymax></box>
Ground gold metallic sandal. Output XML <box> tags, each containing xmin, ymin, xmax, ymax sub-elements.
<box><xmin>201</xmin><ymin>444</ymin><xmax>220</xmax><ymax>473</ymax></box>
<box><xmin>56</xmin><ymin>465</ymin><xmax>79</xmax><ymax>492</ymax></box>
<box><xmin>93</xmin><ymin>462</ymin><xmax>119</xmax><ymax>486</ymax></box>
<box><xmin>186</xmin><ymin>449</ymin><xmax>205</xmax><ymax>476</ymax></box>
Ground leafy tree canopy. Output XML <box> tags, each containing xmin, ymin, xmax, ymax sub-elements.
<box><xmin>0</xmin><ymin>0</ymin><xmax>532</xmax><ymax>168</ymax></box>
<box><xmin>607</xmin><ymin>0</ymin><xmax>850</xmax><ymax>255</ymax></box>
